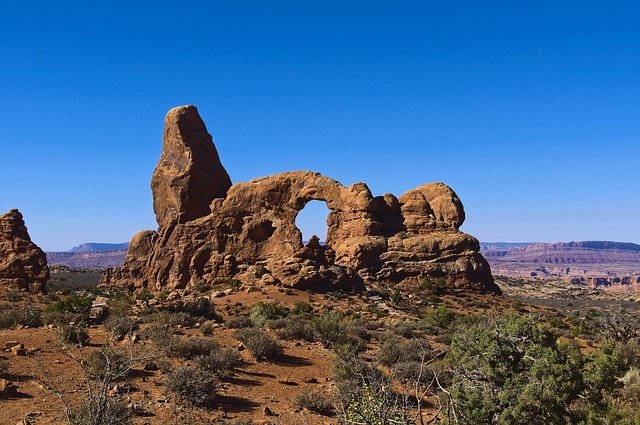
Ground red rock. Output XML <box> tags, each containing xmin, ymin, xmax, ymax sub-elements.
<box><xmin>0</xmin><ymin>210</ymin><xmax>49</xmax><ymax>293</ymax></box>
<box><xmin>104</xmin><ymin>105</ymin><xmax>498</xmax><ymax>295</ymax></box>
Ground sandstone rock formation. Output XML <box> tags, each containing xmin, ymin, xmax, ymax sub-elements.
<box><xmin>105</xmin><ymin>105</ymin><xmax>499</xmax><ymax>294</ymax></box>
<box><xmin>0</xmin><ymin>209</ymin><xmax>49</xmax><ymax>293</ymax></box>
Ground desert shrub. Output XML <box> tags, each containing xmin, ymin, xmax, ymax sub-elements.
<box><xmin>84</xmin><ymin>346</ymin><xmax>131</xmax><ymax>382</ymax></box>
<box><xmin>390</xmin><ymin>321</ymin><xmax>418</xmax><ymax>338</ymax></box>
<box><xmin>105</xmin><ymin>295</ymin><xmax>132</xmax><ymax>317</ymax></box>
<box><xmin>234</xmin><ymin>328</ymin><xmax>283</xmax><ymax>361</ymax></box>
<box><xmin>43</xmin><ymin>310</ymin><xmax>86</xmax><ymax>327</ymax></box>
<box><xmin>0</xmin><ymin>309</ymin><xmax>18</xmax><ymax>329</ymax></box>
<box><xmin>620</xmin><ymin>367</ymin><xmax>640</xmax><ymax>402</ymax></box>
<box><xmin>68</xmin><ymin>397</ymin><xmax>132</xmax><ymax>425</ymax></box>
<box><xmin>166</xmin><ymin>366</ymin><xmax>219</xmax><ymax>406</ymax></box>
<box><xmin>0</xmin><ymin>359</ymin><xmax>8</xmax><ymax>377</ymax></box>
<box><xmin>142</xmin><ymin>311</ymin><xmax>193</xmax><ymax>327</ymax></box>
<box><xmin>200</xmin><ymin>321</ymin><xmax>216</xmax><ymax>336</ymax></box>
<box><xmin>15</xmin><ymin>305</ymin><xmax>43</xmax><ymax>327</ymax></box>
<box><xmin>582</xmin><ymin>341</ymin><xmax>629</xmax><ymax>408</ymax></box>
<box><xmin>424</xmin><ymin>305</ymin><xmax>456</xmax><ymax>329</ymax></box>
<box><xmin>446</xmin><ymin>311</ymin><xmax>588</xmax><ymax>424</ymax></box>
<box><xmin>421</xmin><ymin>277</ymin><xmax>447</xmax><ymax>295</ymax></box>
<box><xmin>332</xmin><ymin>345</ymin><xmax>405</xmax><ymax>424</ymax></box>
<box><xmin>312</xmin><ymin>310</ymin><xmax>348</xmax><ymax>348</ymax></box>
<box><xmin>275</xmin><ymin>318</ymin><xmax>316</xmax><ymax>342</ymax></box>
<box><xmin>291</xmin><ymin>301</ymin><xmax>313</xmax><ymax>315</ymax></box>
<box><xmin>295</xmin><ymin>391</ymin><xmax>334</xmax><ymax>415</ymax></box>
<box><xmin>103</xmin><ymin>315</ymin><xmax>138</xmax><ymax>339</ymax></box>
<box><xmin>196</xmin><ymin>347</ymin><xmax>242</xmax><ymax>378</ymax></box>
<box><xmin>170</xmin><ymin>337</ymin><xmax>219</xmax><ymax>360</ymax></box>
<box><xmin>167</xmin><ymin>297</ymin><xmax>221</xmax><ymax>321</ymax></box>
<box><xmin>46</xmin><ymin>295</ymin><xmax>93</xmax><ymax>316</ymax></box>
<box><xmin>141</xmin><ymin>324</ymin><xmax>180</xmax><ymax>354</ymax></box>
<box><xmin>5</xmin><ymin>291</ymin><xmax>23</xmax><ymax>302</ymax></box>
<box><xmin>249</xmin><ymin>301</ymin><xmax>288</xmax><ymax>327</ymax></box>
<box><xmin>58</xmin><ymin>324</ymin><xmax>90</xmax><ymax>345</ymax></box>
<box><xmin>226</xmin><ymin>315</ymin><xmax>254</xmax><ymax>329</ymax></box>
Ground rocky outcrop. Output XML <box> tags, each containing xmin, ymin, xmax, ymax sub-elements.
<box><xmin>0</xmin><ymin>209</ymin><xmax>49</xmax><ymax>293</ymax></box>
<box><xmin>105</xmin><ymin>105</ymin><xmax>499</xmax><ymax>294</ymax></box>
<box><xmin>152</xmin><ymin>105</ymin><xmax>232</xmax><ymax>228</ymax></box>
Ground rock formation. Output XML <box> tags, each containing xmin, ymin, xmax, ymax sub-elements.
<box><xmin>0</xmin><ymin>209</ymin><xmax>49</xmax><ymax>293</ymax></box>
<box><xmin>105</xmin><ymin>105</ymin><xmax>499</xmax><ymax>294</ymax></box>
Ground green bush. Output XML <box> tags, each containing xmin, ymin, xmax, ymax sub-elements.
<box><xmin>226</xmin><ymin>315</ymin><xmax>254</xmax><ymax>329</ymax></box>
<box><xmin>446</xmin><ymin>311</ymin><xmax>597</xmax><ymax>424</ymax></box>
<box><xmin>166</xmin><ymin>366</ymin><xmax>219</xmax><ymax>406</ymax></box>
<box><xmin>59</xmin><ymin>324</ymin><xmax>90</xmax><ymax>345</ymax></box>
<box><xmin>167</xmin><ymin>297</ymin><xmax>221</xmax><ymax>321</ymax></box>
<box><xmin>200</xmin><ymin>321</ymin><xmax>216</xmax><ymax>336</ymax></box>
<box><xmin>249</xmin><ymin>301</ymin><xmax>288</xmax><ymax>327</ymax></box>
<box><xmin>196</xmin><ymin>347</ymin><xmax>242</xmax><ymax>378</ymax></box>
<box><xmin>234</xmin><ymin>328</ymin><xmax>283</xmax><ymax>361</ymax></box>
<box><xmin>275</xmin><ymin>318</ymin><xmax>316</xmax><ymax>342</ymax></box>
<box><xmin>68</xmin><ymin>397</ymin><xmax>132</xmax><ymax>425</ymax></box>
<box><xmin>103</xmin><ymin>315</ymin><xmax>138</xmax><ymax>339</ymax></box>
<box><xmin>84</xmin><ymin>346</ymin><xmax>131</xmax><ymax>381</ymax></box>
<box><xmin>170</xmin><ymin>337</ymin><xmax>219</xmax><ymax>360</ymax></box>
<box><xmin>424</xmin><ymin>305</ymin><xmax>456</xmax><ymax>329</ymax></box>
<box><xmin>46</xmin><ymin>295</ymin><xmax>93</xmax><ymax>316</ymax></box>
<box><xmin>0</xmin><ymin>310</ymin><xmax>18</xmax><ymax>329</ymax></box>
<box><xmin>295</xmin><ymin>391</ymin><xmax>334</xmax><ymax>415</ymax></box>
<box><xmin>291</xmin><ymin>301</ymin><xmax>313</xmax><ymax>315</ymax></box>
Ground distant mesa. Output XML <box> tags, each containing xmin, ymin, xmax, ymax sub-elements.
<box><xmin>104</xmin><ymin>105</ymin><xmax>499</xmax><ymax>294</ymax></box>
<box><xmin>69</xmin><ymin>242</ymin><xmax>129</xmax><ymax>253</ymax></box>
<box><xmin>482</xmin><ymin>241</ymin><xmax>640</xmax><ymax>288</ymax></box>
<box><xmin>481</xmin><ymin>241</ymin><xmax>640</xmax><ymax>264</ymax></box>
<box><xmin>0</xmin><ymin>209</ymin><xmax>49</xmax><ymax>293</ymax></box>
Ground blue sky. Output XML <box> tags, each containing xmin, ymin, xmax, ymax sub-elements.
<box><xmin>1</xmin><ymin>1</ymin><xmax>638</xmax><ymax>251</ymax></box>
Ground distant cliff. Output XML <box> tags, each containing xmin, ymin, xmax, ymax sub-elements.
<box><xmin>46</xmin><ymin>243</ymin><xmax>128</xmax><ymax>269</ymax></box>
<box><xmin>482</xmin><ymin>241</ymin><xmax>640</xmax><ymax>264</ymax></box>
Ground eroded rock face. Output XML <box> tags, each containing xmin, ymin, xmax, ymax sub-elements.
<box><xmin>0</xmin><ymin>209</ymin><xmax>49</xmax><ymax>293</ymax></box>
<box><xmin>152</xmin><ymin>105</ymin><xmax>232</xmax><ymax>227</ymax></box>
<box><xmin>105</xmin><ymin>106</ymin><xmax>499</xmax><ymax>294</ymax></box>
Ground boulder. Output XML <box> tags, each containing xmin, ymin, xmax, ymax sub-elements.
<box><xmin>0</xmin><ymin>210</ymin><xmax>49</xmax><ymax>293</ymax></box>
<box><xmin>104</xmin><ymin>106</ymin><xmax>499</xmax><ymax>295</ymax></box>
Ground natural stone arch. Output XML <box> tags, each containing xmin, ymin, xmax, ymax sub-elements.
<box><xmin>214</xmin><ymin>171</ymin><xmax>376</xmax><ymax>263</ymax></box>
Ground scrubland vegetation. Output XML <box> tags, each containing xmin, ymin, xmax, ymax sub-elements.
<box><xmin>0</xmin><ymin>274</ymin><xmax>640</xmax><ymax>424</ymax></box>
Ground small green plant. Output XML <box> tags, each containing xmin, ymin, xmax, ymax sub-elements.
<box><xmin>46</xmin><ymin>296</ymin><xmax>93</xmax><ymax>316</ymax></box>
<box><xmin>226</xmin><ymin>315</ymin><xmax>254</xmax><ymax>329</ymax></box>
<box><xmin>84</xmin><ymin>346</ymin><xmax>131</xmax><ymax>382</ymax></box>
<box><xmin>295</xmin><ymin>391</ymin><xmax>334</xmax><ymax>415</ymax></box>
<box><xmin>196</xmin><ymin>347</ymin><xmax>242</xmax><ymax>378</ymax></box>
<box><xmin>165</xmin><ymin>366</ymin><xmax>219</xmax><ymax>406</ymax></box>
<box><xmin>249</xmin><ymin>301</ymin><xmax>288</xmax><ymax>327</ymax></box>
<box><xmin>59</xmin><ymin>324</ymin><xmax>90</xmax><ymax>345</ymax></box>
<box><xmin>200</xmin><ymin>321</ymin><xmax>216</xmax><ymax>336</ymax></box>
<box><xmin>234</xmin><ymin>328</ymin><xmax>283</xmax><ymax>361</ymax></box>
<box><xmin>170</xmin><ymin>337</ymin><xmax>219</xmax><ymax>360</ymax></box>
<box><xmin>424</xmin><ymin>305</ymin><xmax>456</xmax><ymax>329</ymax></box>
<box><xmin>291</xmin><ymin>301</ymin><xmax>313</xmax><ymax>315</ymax></box>
<box><xmin>103</xmin><ymin>316</ymin><xmax>138</xmax><ymax>339</ymax></box>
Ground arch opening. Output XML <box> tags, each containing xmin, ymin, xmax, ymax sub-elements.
<box><xmin>294</xmin><ymin>200</ymin><xmax>330</xmax><ymax>246</ymax></box>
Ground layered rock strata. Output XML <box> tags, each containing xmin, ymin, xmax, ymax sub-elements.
<box><xmin>0</xmin><ymin>209</ymin><xmax>49</xmax><ymax>293</ymax></box>
<box><xmin>105</xmin><ymin>105</ymin><xmax>499</xmax><ymax>294</ymax></box>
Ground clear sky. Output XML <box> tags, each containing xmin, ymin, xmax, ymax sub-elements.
<box><xmin>1</xmin><ymin>1</ymin><xmax>638</xmax><ymax>251</ymax></box>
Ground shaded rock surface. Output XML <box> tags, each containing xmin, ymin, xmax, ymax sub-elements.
<box><xmin>0</xmin><ymin>209</ymin><xmax>49</xmax><ymax>293</ymax></box>
<box><xmin>104</xmin><ymin>105</ymin><xmax>498</xmax><ymax>294</ymax></box>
